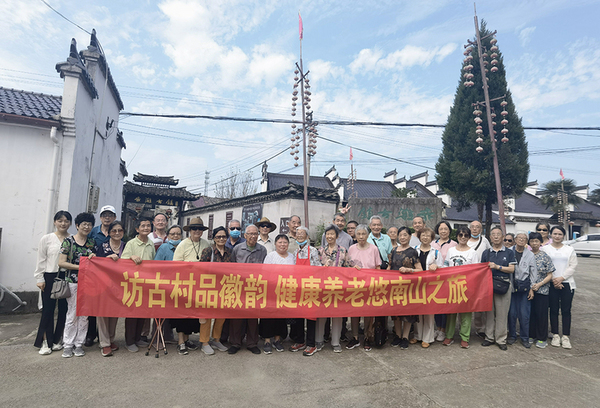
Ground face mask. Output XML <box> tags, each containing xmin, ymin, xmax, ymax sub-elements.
<box><xmin>230</xmin><ymin>229</ymin><xmax>241</xmax><ymax>239</ymax></box>
<box><xmin>297</xmin><ymin>239</ymin><xmax>308</xmax><ymax>246</ymax></box>
<box><xmin>168</xmin><ymin>239</ymin><xmax>181</xmax><ymax>246</ymax></box>
<box><xmin>471</xmin><ymin>234</ymin><xmax>480</xmax><ymax>239</ymax></box>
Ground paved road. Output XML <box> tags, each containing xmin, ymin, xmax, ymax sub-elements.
<box><xmin>1</xmin><ymin>257</ymin><xmax>599</xmax><ymax>407</ymax></box>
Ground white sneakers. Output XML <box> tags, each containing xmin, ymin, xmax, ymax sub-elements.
<box><xmin>39</xmin><ymin>340</ymin><xmax>52</xmax><ymax>355</ymax></box>
<box><xmin>551</xmin><ymin>334</ymin><xmax>573</xmax><ymax>349</ymax></box>
<box><xmin>435</xmin><ymin>330</ymin><xmax>446</xmax><ymax>342</ymax></box>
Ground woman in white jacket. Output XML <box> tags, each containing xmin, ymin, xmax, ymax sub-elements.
<box><xmin>414</xmin><ymin>228</ymin><xmax>443</xmax><ymax>348</ymax></box>
<box><xmin>542</xmin><ymin>226</ymin><xmax>577</xmax><ymax>349</ymax></box>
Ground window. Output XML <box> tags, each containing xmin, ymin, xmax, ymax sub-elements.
<box><xmin>226</xmin><ymin>211</ymin><xmax>233</xmax><ymax>227</ymax></box>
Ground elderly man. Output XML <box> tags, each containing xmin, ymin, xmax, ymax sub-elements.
<box><xmin>320</xmin><ymin>212</ymin><xmax>354</xmax><ymax>250</ymax></box>
<box><xmin>288</xmin><ymin>227</ymin><xmax>322</xmax><ymax>356</ymax></box>
<box><xmin>503</xmin><ymin>233</ymin><xmax>516</xmax><ymax>250</ymax></box>
<box><xmin>468</xmin><ymin>220</ymin><xmax>491</xmax><ymax>337</ymax></box>
<box><xmin>409</xmin><ymin>216</ymin><xmax>424</xmax><ymax>247</ymax></box>
<box><xmin>367</xmin><ymin>215</ymin><xmax>392</xmax><ymax>269</ymax></box>
<box><xmin>286</xmin><ymin>215</ymin><xmax>302</xmax><ymax>254</ymax></box>
<box><xmin>481</xmin><ymin>226</ymin><xmax>516</xmax><ymax>350</ymax></box>
<box><xmin>227</xmin><ymin>225</ymin><xmax>267</xmax><ymax>355</ymax></box>
<box><xmin>86</xmin><ymin>204</ymin><xmax>117</xmax><ymax>347</ymax></box>
<box><xmin>507</xmin><ymin>231</ymin><xmax>537</xmax><ymax>348</ymax></box>
<box><xmin>255</xmin><ymin>216</ymin><xmax>277</xmax><ymax>253</ymax></box>
<box><xmin>346</xmin><ymin>221</ymin><xmax>358</xmax><ymax>245</ymax></box>
<box><xmin>225</xmin><ymin>219</ymin><xmax>245</xmax><ymax>250</ymax></box>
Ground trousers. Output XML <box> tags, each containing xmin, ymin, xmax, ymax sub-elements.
<box><xmin>63</xmin><ymin>283</ymin><xmax>88</xmax><ymax>348</ymax></box>
<box><xmin>34</xmin><ymin>272</ymin><xmax>67</xmax><ymax>348</ymax></box>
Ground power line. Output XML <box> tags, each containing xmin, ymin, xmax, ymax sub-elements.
<box><xmin>40</xmin><ymin>0</ymin><xmax>91</xmax><ymax>35</ymax></box>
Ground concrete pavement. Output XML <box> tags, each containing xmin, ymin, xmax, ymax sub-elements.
<box><xmin>1</xmin><ymin>257</ymin><xmax>599</xmax><ymax>407</ymax></box>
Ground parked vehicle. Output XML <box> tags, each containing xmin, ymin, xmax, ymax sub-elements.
<box><xmin>564</xmin><ymin>233</ymin><xmax>600</xmax><ymax>257</ymax></box>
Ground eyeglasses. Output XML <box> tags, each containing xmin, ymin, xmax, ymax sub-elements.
<box><xmin>189</xmin><ymin>226</ymin><xmax>204</xmax><ymax>231</ymax></box>
<box><xmin>259</xmin><ymin>224</ymin><xmax>270</xmax><ymax>228</ymax></box>
<box><xmin>457</xmin><ymin>233</ymin><xmax>469</xmax><ymax>238</ymax></box>
<box><xmin>537</xmin><ymin>228</ymin><xmax>548</xmax><ymax>232</ymax></box>
<box><xmin>245</xmin><ymin>232</ymin><xmax>259</xmax><ymax>236</ymax></box>
<box><xmin>504</xmin><ymin>239</ymin><xmax>513</xmax><ymax>243</ymax></box>
<box><xmin>100</xmin><ymin>213</ymin><xmax>116</xmax><ymax>218</ymax></box>
<box><xmin>214</xmin><ymin>235</ymin><xmax>227</xmax><ymax>240</ymax></box>
<box><xmin>79</xmin><ymin>222</ymin><xmax>93</xmax><ymax>228</ymax></box>
<box><xmin>229</xmin><ymin>227</ymin><xmax>241</xmax><ymax>231</ymax></box>
<box><xmin>110</xmin><ymin>229</ymin><xmax>124</xmax><ymax>234</ymax></box>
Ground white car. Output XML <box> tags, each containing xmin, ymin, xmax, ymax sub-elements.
<box><xmin>565</xmin><ymin>233</ymin><xmax>600</xmax><ymax>257</ymax></box>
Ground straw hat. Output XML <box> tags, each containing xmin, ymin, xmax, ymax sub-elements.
<box><xmin>254</xmin><ymin>216</ymin><xmax>277</xmax><ymax>233</ymax></box>
<box><xmin>183</xmin><ymin>217</ymin><xmax>209</xmax><ymax>231</ymax></box>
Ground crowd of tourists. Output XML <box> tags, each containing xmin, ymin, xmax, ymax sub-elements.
<box><xmin>34</xmin><ymin>206</ymin><xmax>576</xmax><ymax>358</ymax></box>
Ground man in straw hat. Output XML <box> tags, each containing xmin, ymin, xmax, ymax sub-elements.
<box><xmin>255</xmin><ymin>216</ymin><xmax>277</xmax><ymax>254</ymax></box>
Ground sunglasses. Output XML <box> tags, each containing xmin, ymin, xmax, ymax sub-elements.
<box><xmin>214</xmin><ymin>235</ymin><xmax>227</xmax><ymax>240</ymax></box>
<box><xmin>110</xmin><ymin>229</ymin><xmax>124</xmax><ymax>234</ymax></box>
<box><xmin>537</xmin><ymin>228</ymin><xmax>548</xmax><ymax>232</ymax></box>
<box><xmin>457</xmin><ymin>233</ymin><xmax>469</xmax><ymax>238</ymax></box>
<box><xmin>189</xmin><ymin>226</ymin><xmax>204</xmax><ymax>231</ymax></box>
<box><xmin>504</xmin><ymin>239</ymin><xmax>513</xmax><ymax>242</ymax></box>
<box><xmin>259</xmin><ymin>224</ymin><xmax>270</xmax><ymax>228</ymax></box>
<box><xmin>229</xmin><ymin>227</ymin><xmax>241</xmax><ymax>231</ymax></box>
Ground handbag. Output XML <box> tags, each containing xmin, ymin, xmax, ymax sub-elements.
<box><xmin>514</xmin><ymin>277</ymin><xmax>531</xmax><ymax>293</ymax></box>
<box><xmin>492</xmin><ymin>271</ymin><xmax>510</xmax><ymax>295</ymax></box>
<box><xmin>50</xmin><ymin>276</ymin><xmax>71</xmax><ymax>299</ymax></box>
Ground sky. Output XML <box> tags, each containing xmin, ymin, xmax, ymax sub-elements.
<box><xmin>1</xmin><ymin>0</ymin><xmax>599</xmax><ymax>197</ymax></box>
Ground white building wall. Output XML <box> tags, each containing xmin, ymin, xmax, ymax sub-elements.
<box><xmin>0</xmin><ymin>124</ymin><xmax>57</xmax><ymax>290</ymax></box>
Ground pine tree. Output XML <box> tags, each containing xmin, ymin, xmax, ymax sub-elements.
<box><xmin>436</xmin><ymin>21</ymin><xmax>529</xmax><ymax>232</ymax></box>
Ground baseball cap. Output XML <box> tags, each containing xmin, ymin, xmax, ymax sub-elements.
<box><xmin>100</xmin><ymin>205</ymin><xmax>116</xmax><ymax>215</ymax></box>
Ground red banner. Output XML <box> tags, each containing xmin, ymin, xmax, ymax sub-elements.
<box><xmin>77</xmin><ymin>257</ymin><xmax>493</xmax><ymax>319</ymax></box>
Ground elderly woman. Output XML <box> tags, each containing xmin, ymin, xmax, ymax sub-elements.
<box><xmin>289</xmin><ymin>227</ymin><xmax>322</xmax><ymax>356</ymax></box>
<box><xmin>412</xmin><ymin>227</ymin><xmax>443</xmax><ymax>348</ymax></box>
<box><xmin>34</xmin><ymin>210</ymin><xmax>72</xmax><ymax>355</ymax></box>
<box><xmin>388</xmin><ymin>226</ymin><xmax>423</xmax><ymax>349</ymax></box>
<box><xmin>387</xmin><ymin>226</ymin><xmax>399</xmax><ymax>250</ymax></box>
<box><xmin>172</xmin><ymin>218</ymin><xmax>210</xmax><ymax>355</ymax></box>
<box><xmin>443</xmin><ymin>226</ymin><xmax>479</xmax><ymax>348</ymax></box>
<box><xmin>94</xmin><ymin>221</ymin><xmax>125</xmax><ymax>356</ymax></box>
<box><xmin>535</xmin><ymin>222</ymin><xmax>552</xmax><ymax>246</ymax></box>
<box><xmin>542</xmin><ymin>226</ymin><xmax>577</xmax><ymax>349</ymax></box>
<box><xmin>317</xmin><ymin>224</ymin><xmax>357</xmax><ymax>353</ymax></box>
<box><xmin>528</xmin><ymin>232</ymin><xmax>555</xmax><ymax>348</ymax></box>
<box><xmin>57</xmin><ymin>212</ymin><xmax>97</xmax><ymax>358</ymax></box>
<box><xmin>347</xmin><ymin>224</ymin><xmax>381</xmax><ymax>351</ymax></box>
<box><xmin>260</xmin><ymin>234</ymin><xmax>295</xmax><ymax>354</ymax></box>
<box><xmin>198</xmin><ymin>226</ymin><xmax>231</xmax><ymax>355</ymax></box>
<box><xmin>431</xmin><ymin>220</ymin><xmax>457</xmax><ymax>342</ymax></box>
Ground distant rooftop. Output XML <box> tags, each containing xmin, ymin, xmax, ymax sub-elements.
<box><xmin>0</xmin><ymin>87</ymin><xmax>61</xmax><ymax>121</ymax></box>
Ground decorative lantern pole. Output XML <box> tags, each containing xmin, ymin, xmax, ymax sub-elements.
<box><xmin>464</xmin><ymin>6</ymin><xmax>507</xmax><ymax>232</ymax></box>
<box><xmin>289</xmin><ymin>12</ymin><xmax>318</xmax><ymax>227</ymax></box>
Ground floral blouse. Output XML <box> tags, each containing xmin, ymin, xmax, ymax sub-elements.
<box><xmin>200</xmin><ymin>245</ymin><xmax>232</xmax><ymax>263</ymax></box>
<box><xmin>317</xmin><ymin>245</ymin><xmax>355</xmax><ymax>267</ymax></box>
<box><xmin>532</xmin><ymin>251</ymin><xmax>556</xmax><ymax>295</ymax></box>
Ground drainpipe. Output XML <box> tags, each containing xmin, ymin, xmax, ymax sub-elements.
<box><xmin>46</xmin><ymin>126</ymin><xmax>61</xmax><ymax>233</ymax></box>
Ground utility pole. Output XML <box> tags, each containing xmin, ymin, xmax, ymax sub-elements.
<box><xmin>467</xmin><ymin>4</ymin><xmax>507</xmax><ymax>232</ymax></box>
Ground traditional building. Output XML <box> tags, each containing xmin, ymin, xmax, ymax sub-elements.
<box><xmin>0</xmin><ymin>31</ymin><xmax>126</xmax><ymax>306</ymax></box>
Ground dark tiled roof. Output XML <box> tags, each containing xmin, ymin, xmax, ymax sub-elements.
<box><xmin>444</xmin><ymin>206</ymin><xmax>514</xmax><ymax>224</ymax></box>
<box><xmin>123</xmin><ymin>180</ymin><xmax>199</xmax><ymax>200</ymax></box>
<box><xmin>189</xmin><ymin>196</ymin><xmax>226</xmax><ymax>208</ymax></box>
<box><xmin>184</xmin><ymin>183</ymin><xmax>339</xmax><ymax>215</ymax></box>
<box><xmin>341</xmin><ymin>178</ymin><xmax>396</xmax><ymax>200</ymax></box>
<box><xmin>0</xmin><ymin>87</ymin><xmax>61</xmax><ymax>120</ymax></box>
<box><xmin>406</xmin><ymin>181</ymin><xmax>437</xmax><ymax>198</ymax></box>
<box><xmin>384</xmin><ymin>169</ymin><xmax>397</xmax><ymax>178</ymax></box>
<box><xmin>492</xmin><ymin>192</ymin><xmax>553</xmax><ymax>215</ymax></box>
<box><xmin>267</xmin><ymin>173</ymin><xmax>333</xmax><ymax>190</ymax></box>
<box><xmin>409</xmin><ymin>171</ymin><xmax>428</xmax><ymax>181</ymax></box>
<box><xmin>133</xmin><ymin>173</ymin><xmax>179</xmax><ymax>186</ymax></box>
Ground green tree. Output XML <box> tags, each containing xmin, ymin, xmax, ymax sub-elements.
<box><xmin>435</xmin><ymin>21</ymin><xmax>529</xmax><ymax>234</ymax></box>
<box><xmin>588</xmin><ymin>184</ymin><xmax>600</xmax><ymax>204</ymax></box>
<box><xmin>539</xmin><ymin>179</ymin><xmax>582</xmax><ymax>212</ymax></box>
<box><xmin>391</xmin><ymin>187</ymin><xmax>416</xmax><ymax>198</ymax></box>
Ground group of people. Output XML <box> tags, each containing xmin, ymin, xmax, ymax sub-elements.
<box><xmin>34</xmin><ymin>206</ymin><xmax>576</xmax><ymax>358</ymax></box>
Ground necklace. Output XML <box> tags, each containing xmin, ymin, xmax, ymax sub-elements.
<box><xmin>109</xmin><ymin>240</ymin><xmax>121</xmax><ymax>254</ymax></box>
<box><xmin>192</xmin><ymin>240</ymin><xmax>201</xmax><ymax>260</ymax></box>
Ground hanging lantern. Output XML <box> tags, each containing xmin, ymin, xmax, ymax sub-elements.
<box><xmin>476</xmin><ymin>146</ymin><xmax>483</xmax><ymax>153</ymax></box>
<box><xmin>473</xmin><ymin>109</ymin><xmax>482</xmax><ymax>116</ymax></box>
<box><xmin>501</xmin><ymin>119</ymin><xmax>508</xmax><ymax>125</ymax></box>
<box><xmin>295</xmin><ymin>135</ymin><xmax>300</xmax><ymax>140</ymax></box>
<box><xmin>294</xmin><ymin>162</ymin><xmax>299</xmax><ymax>167</ymax></box>
<box><xmin>491</xmin><ymin>66</ymin><xmax>498</xmax><ymax>73</ymax></box>
<box><xmin>292</xmin><ymin>96</ymin><xmax>298</xmax><ymax>101</ymax></box>
<box><xmin>490</xmin><ymin>38</ymin><xmax>497</xmax><ymax>45</ymax></box>
<box><xmin>476</xmin><ymin>129</ymin><xmax>483</xmax><ymax>135</ymax></box>
<box><xmin>501</xmin><ymin>101</ymin><xmax>508</xmax><ymax>107</ymax></box>
<box><xmin>463</xmin><ymin>47</ymin><xmax>473</xmax><ymax>56</ymax></box>
<box><xmin>490</xmin><ymin>45</ymin><xmax>498</xmax><ymax>52</ymax></box>
<box><xmin>289</xmin><ymin>151</ymin><xmax>295</xmax><ymax>156</ymax></box>
<box><xmin>476</xmin><ymin>125</ymin><xmax>483</xmax><ymax>130</ymax></box>
<box><xmin>291</xmin><ymin>124</ymin><xmax>296</xmax><ymax>128</ymax></box>
<box><xmin>501</xmin><ymin>110</ymin><xmax>508</xmax><ymax>116</ymax></box>
<box><xmin>476</xmin><ymin>137</ymin><xmax>483</xmax><ymax>143</ymax></box>
<box><xmin>290</xmin><ymin>137</ymin><xmax>295</xmax><ymax>142</ymax></box>
<box><xmin>491</xmin><ymin>113</ymin><xmax>496</xmax><ymax>118</ymax></box>
<box><xmin>291</xmin><ymin>112</ymin><xmax>296</xmax><ymax>116</ymax></box>
<box><xmin>501</xmin><ymin>128</ymin><xmax>509</xmax><ymax>135</ymax></box>
<box><xmin>464</xmin><ymin>64</ymin><xmax>473</xmax><ymax>71</ymax></box>
<box><xmin>294</xmin><ymin>76</ymin><xmax>299</xmax><ymax>81</ymax></box>
<box><xmin>491</xmin><ymin>60</ymin><xmax>498</xmax><ymax>66</ymax></box>
<box><xmin>294</xmin><ymin>155</ymin><xmax>299</xmax><ymax>160</ymax></box>
<box><xmin>474</xmin><ymin>117</ymin><xmax>483</xmax><ymax>124</ymax></box>
<box><xmin>293</xmin><ymin>90</ymin><xmax>298</xmax><ymax>96</ymax></box>
<box><xmin>492</xmin><ymin>121</ymin><xmax>496</xmax><ymax>126</ymax></box>
<box><xmin>482</xmin><ymin>53</ymin><xmax>488</xmax><ymax>58</ymax></box>
<box><xmin>501</xmin><ymin>137</ymin><xmax>509</xmax><ymax>143</ymax></box>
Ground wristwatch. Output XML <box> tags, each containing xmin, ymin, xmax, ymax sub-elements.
<box><xmin>499</xmin><ymin>265</ymin><xmax>503</xmax><ymax>271</ymax></box>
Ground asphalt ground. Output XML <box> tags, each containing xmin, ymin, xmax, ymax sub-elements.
<box><xmin>1</xmin><ymin>257</ymin><xmax>599</xmax><ymax>407</ymax></box>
